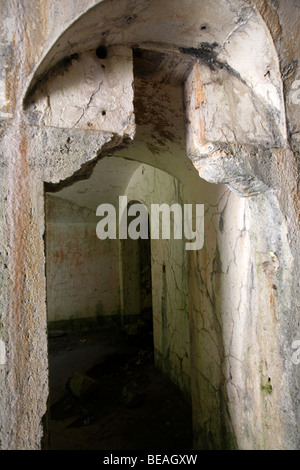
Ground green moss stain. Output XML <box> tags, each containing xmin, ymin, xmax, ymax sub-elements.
<box><xmin>259</xmin><ymin>362</ymin><xmax>273</xmax><ymax>395</ymax></box>
<box><xmin>261</xmin><ymin>377</ymin><xmax>273</xmax><ymax>395</ymax></box>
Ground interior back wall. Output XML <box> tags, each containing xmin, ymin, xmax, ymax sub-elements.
<box><xmin>46</xmin><ymin>195</ymin><xmax>120</xmax><ymax>329</ymax></box>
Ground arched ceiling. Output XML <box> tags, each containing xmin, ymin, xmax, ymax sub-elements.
<box><xmin>25</xmin><ymin>0</ymin><xmax>283</xmax><ymax>116</ymax></box>
<box><xmin>46</xmin><ymin>79</ymin><xmax>213</xmax><ymax>210</ymax></box>
<box><xmin>28</xmin><ymin>0</ymin><xmax>287</xmax><ymax>199</ymax></box>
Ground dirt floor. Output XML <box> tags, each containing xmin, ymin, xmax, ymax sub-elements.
<box><xmin>48</xmin><ymin>325</ymin><xmax>193</xmax><ymax>450</ymax></box>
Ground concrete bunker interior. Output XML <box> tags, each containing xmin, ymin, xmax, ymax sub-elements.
<box><xmin>44</xmin><ymin>74</ymin><xmax>199</xmax><ymax>449</ymax></box>
<box><xmin>43</xmin><ymin>44</ymin><xmax>284</xmax><ymax>449</ymax></box>
<box><xmin>1</xmin><ymin>0</ymin><xmax>300</xmax><ymax>451</ymax></box>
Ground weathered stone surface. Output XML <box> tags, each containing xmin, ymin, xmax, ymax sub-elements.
<box><xmin>184</xmin><ymin>61</ymin><xmax>285</xmax><ymax>196</ymax></box>
<box><xmin>26</xmin><ymin>46</ymin><xmax>135</xmax><ymax>137</ymax></box>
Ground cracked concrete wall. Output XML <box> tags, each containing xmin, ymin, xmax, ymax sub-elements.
<box><xmin>26</xmin><ymin>47</ymin><xmax>135</xmax><ymax>136</ymax></box>
<box><xmin>251</xmin><ymin>0</ymin><xmax>300</xmax><ymax>446</ymax></box>
<box><xmin>184</xmin><ymin>60</ymin><xmax>285</xmax><ymax>196</ymax></box>
<box><xmin>0</xmin><ymin>126</ymin><xmax>49</xmax><ymax>449</ymax></box>
<box><xmin>0</xmin><ymin>1</ymin><xmax>135</xmax><ymax>449</ymax></box>
<box><xmin>182</xmin><ymin>1</ymin><xmax>300</xmax><ymax>450</ymax></box>
<box><xmin>125</xmin><ymin>164</ymin><xmax>191</xmax><ymax>399</ymax></box>
<box><xmin>188</xmin><ymin>185</ymin><xmax>293</xmax><ymax>449</ymax></box>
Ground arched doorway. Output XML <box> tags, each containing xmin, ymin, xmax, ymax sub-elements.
<box><xmin>13</xmin><ymin>0</ymin><xmax>294</xmax><ymax>451</ymax></box>
<box><xmin>45</xmin><ymin>151</ymin><xmax>195</xmax><ymax>449</ymax></box>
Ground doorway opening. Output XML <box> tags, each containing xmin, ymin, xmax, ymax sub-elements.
<box><xmin>45</xmin><ymin>157</ymin><xmax>193</xmax><ymax>450</ymax></box>
<box><xmin>121</xmin><ymin>200</ymin><xmax>153</xmax><ymax>343</ymax></box>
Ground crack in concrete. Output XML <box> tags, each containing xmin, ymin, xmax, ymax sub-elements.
<box><xmin>72</xmin><ymin>81</ymin><xmax>103</xmax><ymax>128</ymax></box>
